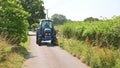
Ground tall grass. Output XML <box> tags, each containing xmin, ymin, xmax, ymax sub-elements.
<box><xmin>58</xmin><ymin>37</ymin><xmax>120</xmax><ymax>68</ymax></box>
<box><xmin>0</xmin><ymin>34</ymin><xmax>29</xmax><ymax>68</ymax></box>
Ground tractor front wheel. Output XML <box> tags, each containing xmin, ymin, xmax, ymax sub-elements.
<box><xmin>52</xmin><ymin>37</ymin><xmax>58</xmax><ymax>46</ymax></box>
<box><xmin>38</xmin><ymin>39</ymin><xmax>42</xmax><ymax>46</ymax></box>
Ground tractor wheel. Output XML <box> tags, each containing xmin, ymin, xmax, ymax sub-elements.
<box><xmin>38</xmin><ymin>40</ymin><xmax>42</xmax><ymax>46</ymax></box>
<box><xmin>52</xmin><ymin>37</ymin><xmax>58</xmax><ymax>46</ymax></box>
<box><xmin>36</xmin><ymin>34</ymin><xmax>38</xmax><ymax>44</ymax></box>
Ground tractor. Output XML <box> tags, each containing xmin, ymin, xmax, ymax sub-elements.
<box><xmin>36</xmin><ymin>19</ymin><xmax>57</xmax><ymax>46</ymax></box>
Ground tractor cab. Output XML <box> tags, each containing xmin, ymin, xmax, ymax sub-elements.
<box><xmin>40</xmin><ymin>20</ymin><xmax>53</xmax><ymax>29</ymax></box>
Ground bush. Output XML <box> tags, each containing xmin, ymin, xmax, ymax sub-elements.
<box><xmin>0</xmin><ymin>0</ymin><xmax>30</xmax><ymax>43</ymax></box>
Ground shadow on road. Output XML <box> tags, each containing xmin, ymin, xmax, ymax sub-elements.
<box><xmin>25</xmin><ymin>52</ymin><xmax>37</xmax><ymax>59</ymax></box>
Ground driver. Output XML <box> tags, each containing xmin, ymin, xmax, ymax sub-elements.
<box><xmin>44</xmin><ymin>23</ymin><xmax>49</xmax><ymax>28</ymax></box>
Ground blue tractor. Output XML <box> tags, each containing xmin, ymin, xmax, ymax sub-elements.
<box><xmin>36</xmin><ymin>19</ymin><xmax>57</xmax><ymax>46</ymax></box>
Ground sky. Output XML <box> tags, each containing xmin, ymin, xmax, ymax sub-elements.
<box><xmin>43</xmin><ymin>0</ymin><xmax>120</xmax><ymax>21</ymax></box>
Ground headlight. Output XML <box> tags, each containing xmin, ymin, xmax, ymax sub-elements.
<box><xmin>45</xmin><ymin>33</ymin><xmax>51</xmax><ymax>35</ymax></box>
<box><xmin>48</xmin><ymin>33</ymin><xmax>51</xmax><ymax>35</ymax></box>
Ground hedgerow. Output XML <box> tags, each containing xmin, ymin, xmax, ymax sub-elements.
<box><xmin>62</xmin><ymin>17</ymin><xmax>120</xmax><ymax>47</ymax></box>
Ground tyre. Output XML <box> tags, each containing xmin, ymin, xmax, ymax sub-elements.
<box><xmin>38</xmin><ymin>39</ymin><xmax>42</xmax><ymax>46</ymax></box>
<box><xmin>52</xmin><ymin>37</ymin><xmax>58</xmax><ymax>46</ymax></box>
<box><xmin>36</xmin><ymin>33</ymin><xmax>38</xmax><ymax>44</ymax></box>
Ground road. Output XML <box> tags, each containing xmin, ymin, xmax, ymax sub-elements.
<box><xmin>22</xmin><ymin>32</ymin><xmax>89</xmax><ymax>68</ymax></box>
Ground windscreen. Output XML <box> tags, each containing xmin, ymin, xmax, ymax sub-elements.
<box><xmin>41</xmin><ymin>20</ymin><xmax>53</xmax><ymax>28</ymax></box>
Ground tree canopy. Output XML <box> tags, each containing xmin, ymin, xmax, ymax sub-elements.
<box><xmin>51</xmin><ymin>14</ymin><xmax>67</xmax><ymax>25</ymax></box>
<box><xmin>19</xmin><ymin>0</ymin><xmax>46</xmax><ymax>25</ymax></box>
<box><xmin>84</xmin><ymin>17</ymin><xmax>99</xmax><ymax>23</ymax></box>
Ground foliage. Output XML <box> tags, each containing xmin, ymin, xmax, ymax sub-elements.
<box><xmin>62</xmin><ymin>17</ymin><xmax>120</xmax><ymax>47</ymax></box>
<box><xmin>51</xmin><ymin>14</ymin><xmax>67</xmax><ymax>25</ymax></box>
<box><xmin>84</xmin><ymin>17</ymin><xmax>99</xmax><ymax>23</ymax></box>
<box><xmin>0</xmin><ymin>1</ymin><xmax>30</xmax><ymax>66</ymax></box>
<box><xmin>0</xmin><ymin>0</ymin><xmax>30</xmax><ymax>43</ymax></box>
<box><xmin>31</xmin><ymin>23</ymin><xmax>39</xmax><ymax>31</ymax></box>
<box><xmin>19</xmin><ymin>0</ymin><xmax>46</xmax><ymax>25</ymax></box>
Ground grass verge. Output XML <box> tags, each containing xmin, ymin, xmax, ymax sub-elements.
<box><xmin>0</xmin><ymin>36</ymin><xmax>30</xmax><ymax>68</ymax></box>
<box><xmin>58</xmin><ymin>36</ymin><xmax>120</xmax><ymax>68</ymax></box>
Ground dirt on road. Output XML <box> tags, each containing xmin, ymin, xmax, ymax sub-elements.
<box><xmin>22</xmin><ymin>32</ymin><xmax>89</xmax><ymax>68</ymax></box>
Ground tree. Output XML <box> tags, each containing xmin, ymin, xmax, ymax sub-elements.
<box><xmin>0</xmin><ymin>0</ymin><xmax>30</xmax><ymax>43</ymax></box>
<box><xmin>51</xmin><ymin>14</ymin><xmax>67</xmax><ymax>25</ymax></box>
<box><xmin>31</xmin><ymin>23</ymin><xmax>39</xmax><ymax>31</ymax></box>
<box><xmin>84</xmin><ymin>17</ymin><xmax>99</xmax><ymax>23</ymax></box>
<box><xmin>19</xmin><ymin>0</ymin><xmax>46</xmax><ymax>25</ymax></box>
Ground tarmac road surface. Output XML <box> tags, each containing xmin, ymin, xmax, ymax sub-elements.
<box><xmin>22</xmin><ymin>31</ymin><xmax>89</xmax><ymax>68</ymax></box>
